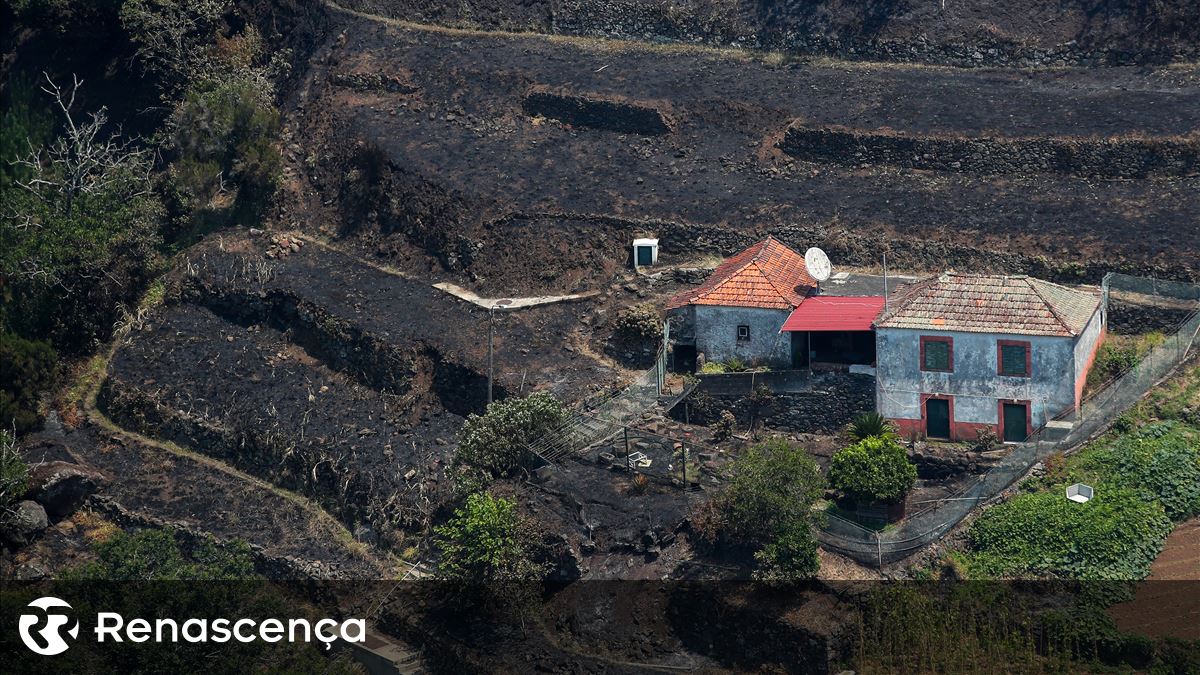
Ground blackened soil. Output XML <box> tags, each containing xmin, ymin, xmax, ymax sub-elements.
<box><xmin>286</xmin><ymin>14</ymin><xmax>1200</xmax><ymax>293</ymax></box>
<box><xmin>102</xmin><ymin>303</ymin><xmax>462</xmax><ymax>536</ymax></box>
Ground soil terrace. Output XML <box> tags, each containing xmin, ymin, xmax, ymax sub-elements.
<box><xmin>101</xmin><ymin>303</ymin><xmax>462</xmax><ymax>535</ymax></box>
<box><xmin>285</xmin><ymin>11</ymin><xmax>1200</xmax><ymax>291</ymax></box>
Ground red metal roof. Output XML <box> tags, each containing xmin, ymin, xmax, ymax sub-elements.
<box><xmin>780</xmin><ymin>296</ymin><xmax>886</xmax><ymax>332</ymax></box>
<box><xmin>665</xmin><ymin>237</ymin><xmax>816</xmax><ymax>311</ymax></box>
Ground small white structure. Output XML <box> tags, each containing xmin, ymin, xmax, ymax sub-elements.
<box><xmin>632</xmin><ymin>238</ymin><xmax>659</xmax><ymax>267</ymax></box>
<box><xmin>1066</xmin><ymin>483</ymin><xmax>1094</xmax><ymax>503</ymax></box>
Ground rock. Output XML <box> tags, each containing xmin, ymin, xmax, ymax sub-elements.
<box><xmin>26</xmin><ymin>461</ymin><xmax>104</xmax><ymax>519</ymax></box>
<box><xmin>2</xmin><ymin>500</ymin><xmax>49</xmax><ymax>546</ymax></box>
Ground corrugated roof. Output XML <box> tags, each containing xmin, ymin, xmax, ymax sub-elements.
<box><xmin>780</xmin><ymin>296</ymin><xmax>886</xmax><ymax>332</ymax></box>
<box><xmin>665</xmin><ymin>237</ymin><xmax>815</xmax><ymax>311</ymax></box>
<box><xmin>874</xmin><ymin>273</ymin><xmax>1101</xmax><ymax>337</ymax></box>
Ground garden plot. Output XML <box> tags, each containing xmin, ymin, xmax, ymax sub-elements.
<box><xmin>100</xmin><ymin>303</ymin><xmax>461</xmax><ymax>537</ymax></box>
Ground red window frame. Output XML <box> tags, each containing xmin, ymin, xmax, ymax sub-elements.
<box><xmin>919</xmin><ymin>336</ymin><xmax>954</xmax><ymax>372</ymax></box>
<box><xmin>997</xmin><ymin>339</ymin><xmax>1032</xmax><ymax>377</ymax></box>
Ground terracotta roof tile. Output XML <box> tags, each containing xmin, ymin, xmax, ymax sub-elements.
<box><xmin>666</xmin><ymin>237</ymin><xmax>816</xmax><ymax>311</ymax></box>
<box><xmin>875</xmin><ymin>273</ymin><xmax>1101</xmax><ymax>337</ymax></box>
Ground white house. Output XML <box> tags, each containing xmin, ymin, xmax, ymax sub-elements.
<box><xmin>873</xmin><ymin>273</ymin><xmax>1105</xmax><ymax>443</ymax></box>
<box><xmin>666</xmin><ymin>237</ymin><xmax>816</xmax><ymax>369</ymax></box>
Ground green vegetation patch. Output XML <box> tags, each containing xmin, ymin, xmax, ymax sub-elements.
<box><xmin>966</xmin><ymin>487</ymin><xmax>1172</xmax><ymax>579</ymax></box>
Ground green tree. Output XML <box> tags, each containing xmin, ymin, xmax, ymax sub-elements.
<box><xmin>455</xmin><ymin>392</ymin><xmax>568</xmax><ymax>477</ymax></box>
<box><xmin>828</xmin><ymin>434</ymin><xmax>917</xmax><ymax>504</ymax></box>
<box><xmin>696</xmin><ymin>437</ymin><xmax>824</xmax><ymax>578</ymax></box>
<box><xmin>1</xmin><ymin>76</ymin><xmax>163</xmax><ymax>354</ymax></box>
<box><xmin>434</xmin><ymin>492</ymin><xmax>548</xmax><ymax>615</ymax></box>
<box><xmin>120</xmin><ymin>0</ymin><xmax>230</xmax><ymax>96</ymax></box>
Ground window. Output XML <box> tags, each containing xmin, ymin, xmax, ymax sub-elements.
<box><xmin>920</xmin><ymin>336</ymin><xmax>953</xmax><ymax>372</ymax></box>
<box><xmin>998</xmin><ymin>340</ymin><xmax>1031</xmax><ymax>377</ymax></box>
<box><xmin>736</xmin><ymin>325</ymin><xmax>750</xmax><ymax>342</ymax></box>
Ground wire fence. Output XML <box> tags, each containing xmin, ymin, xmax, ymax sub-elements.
<box><xmin>530</xmin><ymin>322</ymin><xmax>671</xmax><ymax>464</ymax></box>
<box><xmin>817</xmin><ymin>273</ymin><xmax>1200</xmax><ymax>566</ymax></box>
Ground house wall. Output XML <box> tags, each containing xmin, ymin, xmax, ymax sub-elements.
<box><xmin>1072</xmin><ymin>305</ymin><xmax>1107</xmax><ymax>408</ymax></box>
<box><xmin>692</xmin><ymin>305</ymin><xmax>792</xmax><ymax>367</ymax></box>
<box><xmin>875</xmin><ymin>327</ymin><xmax>1077</xmax><ymax>440</ymax></box>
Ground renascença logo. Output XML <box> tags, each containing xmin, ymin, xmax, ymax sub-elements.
<box><xmin>19</xmin><ymin>597</ymin><xmax>80</xmax><ymax>655</ymax></box>
<box><xmin>15</xmin><ymin>596</ymin><xmax>365</xmax><ymax>655</ymax></box>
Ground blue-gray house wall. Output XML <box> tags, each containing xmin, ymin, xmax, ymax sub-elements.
<box><xmin>875</xmin><ymin>326</ymin><xmax>1086</xmax><ymax>440</ymax></box>
<box><xmin>675</xmin><ymin>305</ymin><xmax>792</xmax><ymax>367</ymax></box>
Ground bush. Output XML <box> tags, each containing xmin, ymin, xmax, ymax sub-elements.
<box><xmin>752</xmin><ymin>519</ymin><xmax>820</xmax><ymax>582</ymax></box>
<box><xmin>848</xmin><ymin>411</ymin><xmax>895</xmax><ymax>442</ymax></box>
<box><xmin>1077</xmin><ymin>422</ymin><xmax>1199</xmax><ymax>521</ymax></box>
<box><xmin>0</xmin><ymin>332</ymin><xmax>60</xmax><ymax>433</ymax></box>
<box><xmin>613</xmin><ymin>303</ymin><xmax>662</xmax><ymax>347</ymax></box>
<box><xmin>828</xmin><ymin>435</ymin><xmax>917</xmax><ymax>504</ymax></box>
<box><xmin>70</xmin><ymin>528</ymin><xmax>255</xmax><ymax>581</ymax></box>
<box><xmin>0</xmin><ymin>430</ymin><xmax>29</xmax><ymax>515</ymax></box>
<box><xmin>455</xmin><ymin>392</ymin><xmax>569</xmax><ymax>477</ymax></box>
<box><xmin>966</xmin><ymin>487</ymin><xmax>1173</xmax><ymax>579</ymax></box>
<box><xmin>170</xmin><ymin>73</ymin><xmax>282</xmax><ymax>220</ymax></box>
<box><xmin>696</xmin><ymin>437</ymin><xmax>824</xmax><ymax>577</ymax></box>
<box><xmin>434</xmin><ymin>492</ymin><xmax>548</xmax><ymax>614</ymax></box>
<box><xmin>710</xmin><ymin>409</ymin><xmax>736</xmax><ymax>442</ymax></box>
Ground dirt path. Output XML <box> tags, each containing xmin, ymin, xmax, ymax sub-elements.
<box><xmin>1108</xmin><ymin>518</ymin><xmax>1200</xmax><ymax>641</ymax></box>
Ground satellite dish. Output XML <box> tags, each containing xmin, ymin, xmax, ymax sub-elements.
<box><xmin>805</xmin><ymin>247</ymin><xmax>832</xmax><ymax>282</ymax></box>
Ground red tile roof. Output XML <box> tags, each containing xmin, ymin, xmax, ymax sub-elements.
<box><xmin>666</xmin><ymin>237</ymin><xmax>816</xmax><ymax>311</ymax></box>
<box><xmin>781</xmin><ymin>296</ymin><xmax>886</xmax><ymax>332</ymax></box>
<box><xmin>874</xmin><ymin>273</ymin><xmax>1101</xmax><ymax>337</ymax></box>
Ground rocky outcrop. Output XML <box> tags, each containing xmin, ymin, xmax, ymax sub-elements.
<box><xmin>25</xmin><ymin>461</ymin><xmax>105</xmax><ymax>519</ymax></box>
<box><xmin>523</xmin><ymin>86</ymin><xmax>675</xmax><ymax>135</ymax></box>
<box><xmin>1</xmin><ymin>501</ymin><xmax>49</xmax><ymax>547</ymax></box>
<box><xmin>779</xmin><ymin>123</ymin><xmax>1200</xmax><ymax>179</ymax></box>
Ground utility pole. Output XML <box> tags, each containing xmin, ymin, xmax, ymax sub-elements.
<box><xmin>487</xmin><ymin>299</ymin><xmax>513</xmax><ymax>405</ymax></box>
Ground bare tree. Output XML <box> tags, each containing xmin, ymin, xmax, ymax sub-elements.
<box><xmin>11</xmin><ymin>74</ymin><xmax>152</xmax><ymax>220</ymax></box>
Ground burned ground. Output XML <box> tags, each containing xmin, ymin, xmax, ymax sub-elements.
<box><xmin>336</xmin><ymin>0</ymin><xmax>1200</xmax><ymax>67</ymax></box>
<box><xmin>283</xmin><ymin>11</ymin><xmax>1200</xmax><ymax>297</ymax></box>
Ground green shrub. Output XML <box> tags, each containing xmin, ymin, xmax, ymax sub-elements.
<box><xmin>696</xmin><ymin>437</ymin><xmax>824</xmax><ymax>574</ymax></box>
<box><xmin>0</xmin><ymin>430</ymin><xmax>29</xmax><ymax>513</ymax></box>
<box><xmin>1077</xmin><ymin>422</ymin><xmax>1199</xmax><ymax>521</ymax></box>
<box><xmin>613</xmin><ymin>303</ymin><xmax>662</xmax><ymax>347</ymax></box>
<box><xmin>70</xmin><ymin>528</ymin><xmax>255</xmax><ymax>581</ymax></box>
<box><xmin>455</xmin><ymin>392</ymin><xmax>569</xmax><ymax>477</ymax></box>
<box><xmin>848</xmin><ymin>411</ymin><xmax>895</xmax><ymax>442</ymax></box>
<box><xmin>697</xmin><ymin>361</ymin><xmax>726</xmax><ymax>374</ymax></box>
<box><xmin>434</xmin><ymin>492</ymin><xmax>548</xmax><ymax>614</ymax></box>
<box><xmin>966</xmin><ymin>487</ymin><xmax>1173</xmax><ymax>579</ymax></box>
<box><xmin>0</xmin><ymin>332</ymin><xmax>60</xmax><ymax>432</ymax></box>
<box><xmin>752</xmin><ymin>519</ymin><xmax>820</xmax><ymax>582</ymax></box>
<box><xmin>170</xmin><ymin>73</ymin><xmax>282</xmax><ymax>219</ymax></box>
<box><xmin>828</xmin><ymin>435</ymin><xmax>917</xmax><ymax>504</ymax></box>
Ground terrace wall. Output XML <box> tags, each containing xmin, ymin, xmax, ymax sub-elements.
<box><xmin>779</xmin><ymin>124</ymin><xmax>1200</xmax><ymax>179</ymax></box>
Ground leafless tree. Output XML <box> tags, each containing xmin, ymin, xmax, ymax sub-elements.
<box><xmin>11</xmin><ymin>74</ymin><xmax>152</xmax><ymax>219</ymax></box>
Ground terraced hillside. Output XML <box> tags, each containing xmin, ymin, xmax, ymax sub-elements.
<box><xmin>282</xmin><ymin>4</ymin><xmax>1200</xmax><ymax>298</ymax></box>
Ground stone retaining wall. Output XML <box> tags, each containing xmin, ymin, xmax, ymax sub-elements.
<box><xmin>675</xmin><ymin>373</ymin><xmax>875</xmax><ymax>435</ymax></box>
<box><xmin>779</xmin><ymin>123</ymin><xmax>1200</xmax><ymax>179</ymax></box>
<box><xmin>523</xmin><ymin>86</ymin><xmax>674</xmax><ymax>135</ymax></box>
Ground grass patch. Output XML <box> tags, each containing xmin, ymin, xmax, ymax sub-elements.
<box><xmin>1084</xmin><ymin>331</ymin><xmax>1166</xmax><ymax>398</ymax></box>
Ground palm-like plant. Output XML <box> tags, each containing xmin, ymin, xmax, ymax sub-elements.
<box><xmin>849</xmin><ymin>411</ymin><xmax>895</xmax><ymax>441</ymax></box>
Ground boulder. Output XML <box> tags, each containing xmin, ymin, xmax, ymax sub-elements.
<box><xmin>26</xmin><ymin>461</ymin><xmax>105</xmax><ymax>519</ymax></box>
<box><xmin>2</xmin><ymin>500</ymin><xmax>49</xmax><ymax>547</ymax></box>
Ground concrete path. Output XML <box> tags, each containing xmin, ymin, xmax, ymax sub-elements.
<box><xmin>433</xmin><ymin>281</ymin><xmax>599</xmax><ymax>309</ymax></box>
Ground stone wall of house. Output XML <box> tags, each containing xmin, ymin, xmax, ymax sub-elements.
<box><xmin>779</xmin><ymin>124</ymin><xmax>1200</xmax><ymax>179</ymax></box>
<box><xmin>674</xmin><ymin>373</ymin><xmax>875</xmax><ymax>435</ymax></box>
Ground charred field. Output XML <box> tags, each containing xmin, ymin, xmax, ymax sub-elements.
<box><xmin>282</xmin><ymin>7</ymin><xmax>1200</xmax><ymax>296</ymax></box>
